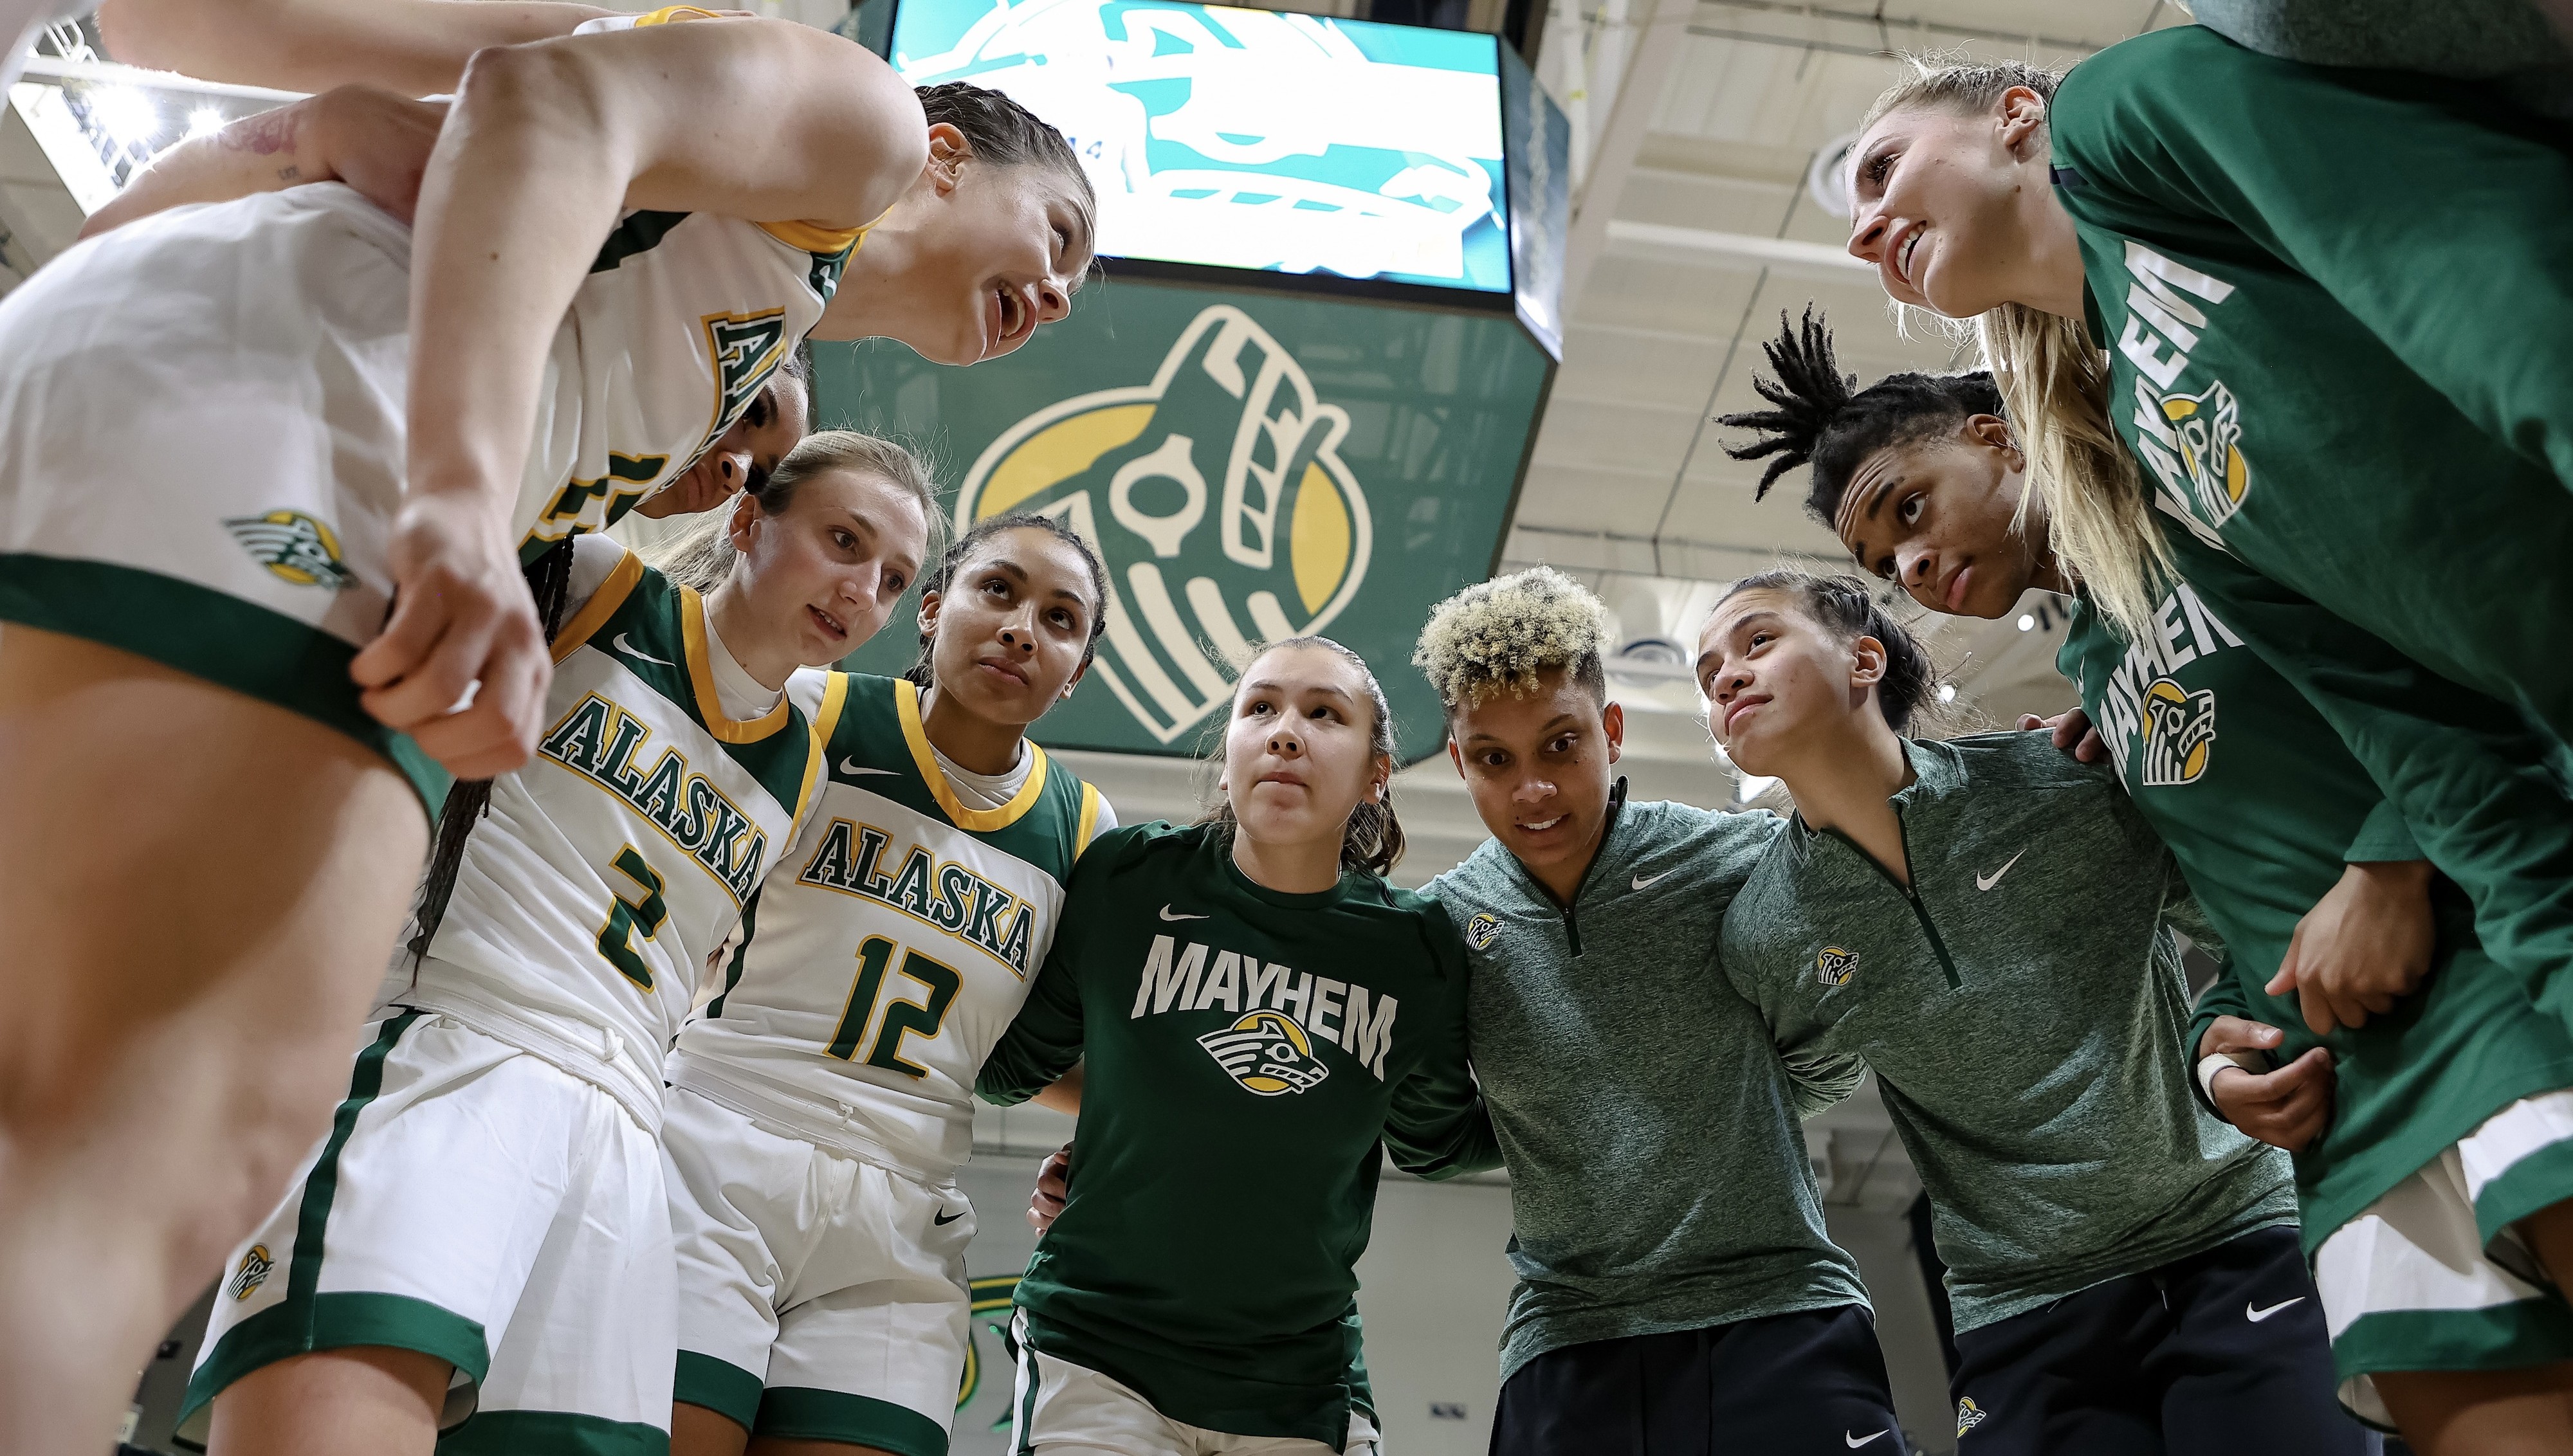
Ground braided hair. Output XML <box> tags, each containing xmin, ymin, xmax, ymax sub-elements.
<box><xmin>1717</xmin><ymin>307</ymin><xmax>2004</xmax><ymax>529</ymax></box>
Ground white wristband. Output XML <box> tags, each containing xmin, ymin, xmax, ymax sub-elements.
<box><xmin>2198</xmin><ymin>1053</ymin><xmax>2243</xmax><ymax>1107</ymax></box>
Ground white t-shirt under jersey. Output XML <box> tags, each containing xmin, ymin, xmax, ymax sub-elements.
<box><xmin>919</xmin><ymin>686</ymin><xmax>1117</xmax><ymax>828</ymax></box>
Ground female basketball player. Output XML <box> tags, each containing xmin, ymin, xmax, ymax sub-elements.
<box><xmin>1719</xmin><ymin>314</ymin><xmax>2573</xmax><ymax>1451</ymax></box>
<box><xmin>980</xmin><ymin>637</ymin><xmax>1490</xmax><ymax>1456</ymax></box>
<box><xmin>1698</xmin><ymin>573</ymin><xmax>2359</xmax><ymax>1455</ymax></box>
<box><xmin>181</xmin><ymin>432</ymin><xmax>934</xmax><ymax>1456</ymax></box>
<box><xmin>1839</xmin><ymin>35</ymin><xmax>2573</xmax><ymax>748</ymax></box>
<box><xmin>657</xmin><ymin>512</ymin><xmax>1113</xmax><ymax>1456</ymax></box>
<box><xmin>0</xmin><ymin>12</ymin><xmax>1093</xmax><ymax>1444</ymax></box>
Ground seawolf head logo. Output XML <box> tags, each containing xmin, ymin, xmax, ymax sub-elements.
<box><xmin>1199</xmin><ymin>1008</ymin><xmax>1332</xmax><ymax>1096</ymax></box>
<box><xmin>228</xmin><ymin>1244</ymin><xmax>275</xmax><ymax>1301</ymax></box>
<box><xmin>225</xmin><ymin>510</ymin><xmax>353</xmax><ymax>589</ymax></box>
<box><xmin>954</xmin><ymin>304</ymin><xmax>1373</xmax><ymax>744</ymax></box>
<box><xmin>1815</xmin><ymin>946</ymin><xmax>1858</xmax><ymax>988</ymax></box>
<box><xmin>1956</xmin><ymin>1396</ymin><xmax>1988</xmax><ymax>1438</ymax></box>
<box><xmin>1465</xmin><ymin>912</ymin><xmax>1501</xmax><ymax>952</ymax></box>
<box><xmin>2160</xmin><ymin>381</ymin><xmax>2248</xmax><ymax>529</ymax></box>
<box><xmin>2139</xmin><ymin>678</ymin><xmax>2217</xmax><ymax>787</ymax></box>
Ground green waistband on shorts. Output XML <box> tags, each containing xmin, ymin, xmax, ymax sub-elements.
<box><xmin>758</xmin><ymin>1387</ymin><xmax>948</xmax><ymax>1456</ymax></box>
<box><xmin>0</xmin><ymin>552</ymin><xmax>448</xmax><ymax>816</ymax></box>
<box><xmin>436</xmin><ymin>1408</ymin><xmax>670</xmax><ymax>1456</ymax></box>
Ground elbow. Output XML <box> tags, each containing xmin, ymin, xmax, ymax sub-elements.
<box><xmin>452</xmin><ymin>39</ymin><xmax>614</xmax><ymax>152</ymax></box>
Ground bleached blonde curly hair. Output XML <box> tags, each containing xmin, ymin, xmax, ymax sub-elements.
<box><xmin>1412</xmin><ymin>565</ymin><xmax>1613</xmax><ymax>715</ymax></box>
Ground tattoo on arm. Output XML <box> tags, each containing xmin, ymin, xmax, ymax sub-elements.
<box><xmin>277</xmin><ymin>165</ymin><xmax>300</xmax><ymax>182</ymax></box>
<box><xmin>224</xmin><ymin>107</ymin><xmax>301</xmax><ymax>157</ymax></box>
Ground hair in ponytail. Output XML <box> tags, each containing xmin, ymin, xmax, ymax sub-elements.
<box><xmin>1859</xmin><ymin>57</ymin><xmax>2170</xmax><ymax>635</ymax></box>
<box><xmin>645</xmin><ymin>429</ymin><xmax>942</xmax><ymax>593</ymax></box>
<box><xmin>1196</xmin><ymin>636</ymin><xmax>1405</xmax><ymax>879</ymax></box>
<box><xmin>405</xmin><ymin>536</ymin><xmax>577</xmax><ymax>972</ymax></box>
<box><xmin>1717</xmin><ymin>569</ymin><xmax>1939</xmax><ymax>734</ymax></box>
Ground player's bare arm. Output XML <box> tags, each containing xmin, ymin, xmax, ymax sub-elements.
<box><xmin>369</xmin><ymin>17</ymin><xmax>924</xmax><ymax>776</ymax></box>
<box><xmin>95</xmin><ymin>0</ymin><xmax>612</xmax><ymax>97</ymax></box>
<box><xmin>80</xmin><ymin>87</ymin><xmax>446</xmax><ymax>239</ymax></box>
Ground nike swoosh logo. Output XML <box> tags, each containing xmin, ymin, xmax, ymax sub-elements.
<box><xmin>933</xmin><ymin>1209</ymin><xmax>964</xmax><ymax>1226</ymax></box>
<box><xmin>1158</xmin><ymin>905</ymin><xmax>1209</xmax><ymax>922</ymax></box>
<box><xmin>1631</xmin><ymin>869</ymin><xmax>1672</xmax><ymax>891</ymax></box>
<box><xmin>837</xmin><ymin>758</ymin><xmax>900</xmax><ymax>777</ymax></box>
<box><xmin>612</xmin><ymin>632</ymin><xmax>674</xmax><ymax>668</ymax></box>
<box><xmin>1975</xmin><ymin>848</ymin><xmax>2026</xmax><ymax>891</ymax></box>
<box><xmin>2246</xmin><ymin>1297</ymin><xmax>2305</xmax><ymax>1322</ymax></box>
<box><xmin>1845</xmin><ymin>1433</ymin><xmax>1889</xmax><ymax>1449</ymax></box>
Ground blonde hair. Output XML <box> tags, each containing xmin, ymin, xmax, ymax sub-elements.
<box><xmin>1864</xmin><ymin>57</ymin><xmax>2172</xmax><ymax>638</ymax></box>
<box><xmin>1411</xmin><ymin>565</ymin><xmax>1612</xmax><ymax>714</ymax></box>
<box><xmin>644</xmin><ymin>430</ymin><xmax>943</xmax><ymax>592</ymax></box>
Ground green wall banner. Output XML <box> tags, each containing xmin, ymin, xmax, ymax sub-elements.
<box><xmin>814</xmin><ymin>278</ymin><xmax>1552</xmax><ymax>761</ymax></box>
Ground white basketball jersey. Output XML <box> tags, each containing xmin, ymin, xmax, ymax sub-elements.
<box><xmin>390</xmin><ymin>541</ymin><xmax>825</xmax><ymax>1118</ymax></box>
<box><xmin>513</xmin><ymin>6</ymin><xmax>872</xmax><ymax>558</ymax></box>
<box><xmin>672</xmin><ymin>673</ymin><xmax>1103</xmax><ymax>1177</ymax></box>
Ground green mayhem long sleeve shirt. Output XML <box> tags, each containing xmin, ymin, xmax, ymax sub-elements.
<box><xmin>1429</xmin><ymin>790</ymin><xmax>1868</xmax><ymax>1383</ymax></box>
<box><xmin>2062</xmin><ymin>527</ymin><xmax>2573</xmax><ymax>1247</ymax></box>
<box><xmin>2052</xmin><ymin>24</ymin><xmax>2573</xmax><ymax>743</ymax></box>
<box><xmin>976</xmin><ymin>822</ymin><xmax>1492</xmax><ymax>1448</ymax></box>
<box><xmin>1719</xmin><ymin>734</ymin><xmax>2294</xmax><ymax>1331</ymax></box>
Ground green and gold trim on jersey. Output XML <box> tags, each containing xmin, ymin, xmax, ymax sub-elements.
<box><xmin>535</xmin><ymin>547</ymin><xmax>824</xmax><ymax>905</ymax></box>
<box><xmin>812</xmin><ymin>675</ymin><xmax>1101</xmax><ymax>871</ymax></box>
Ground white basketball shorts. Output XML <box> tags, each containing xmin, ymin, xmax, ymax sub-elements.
<box><xmin>180</xmin><ymin>1010</ymin><xmax>673</xmax><ymax>1453</ymax></box>
<box><xmin>664</xmin><ymin>1081</ymin><xmax>975</xmax><ymax>1455</ymax></box>
<box><xmin>2316</xmin><ymin>1086</ymin><xmax>2573</xmax><ymax>1427</ymax></box>
<box><xmin>1008</xmin><ymin>1313</ymin><xmax>1382</xmax><ymax>1456</ymax></box>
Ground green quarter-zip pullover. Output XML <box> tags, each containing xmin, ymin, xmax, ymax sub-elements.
<box><xmin>2053</xmin><ymin>24</ymin><xmax>2573</xmax><ymax>743</ymax></box>
<box><xmin>1429</xmin><ymin>786</ymin><xmax>1869</xmax><ymax>1382</ymax></box>
<box><xmin>1720</xmin><ymin>734</ymin><xmax>2294</xmax><ymax>1331</ymax></box>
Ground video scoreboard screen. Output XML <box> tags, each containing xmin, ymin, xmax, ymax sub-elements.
<box><xmin>888</xmin><ymin>0</ymin><xmax>1510</xmax><ymax>293</ymax></box>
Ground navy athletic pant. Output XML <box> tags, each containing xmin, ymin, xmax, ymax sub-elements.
<box><xmin>1949</xmin><ymin>1224</ymin><xmax>2377</xmax><ymax>1455</ymax></box>
<box><xmin>1488</xmin><ymin>1304</ymin><xmax>1910</xmax><ymax>1455</ymax></box>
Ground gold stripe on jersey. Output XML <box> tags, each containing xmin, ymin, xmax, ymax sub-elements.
<box><xmin>677</xmin><ymin>586</ymin><xmax>797</xmax><ymax>744</ymax></box>
<box><xmin>1076</xmin><ymin>781</ymin><xmax>1102</xmax><ymax>859</ymax></box>
<box><xmin>796</xmin><ymin>669</ymin><xmax>855</xmax><ymax>834</ymax></box>
<box><xmin>892</xmin><ymin>677</ymin><xmax>1054</xmax><ymax>831</ymax></box>
<box><xmin>758</xmin><ymin>219</ymin><xmax>868</xmax><ymax>257</ymax></box>
<box><xmin>554</xmin><ymin>549</ymin><xmax>646</xmax><ymax>662</ymax></box>
<box><xmin>632</xmin><ymin>6</ymin><xmax>726</xmax><ymax>25</ymax></box>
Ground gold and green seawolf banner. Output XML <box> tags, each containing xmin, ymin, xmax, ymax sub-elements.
<box><xmin>812</xmin><ymin>278</ymin><xmax>1552</xmax><ymax>762</ymax></box>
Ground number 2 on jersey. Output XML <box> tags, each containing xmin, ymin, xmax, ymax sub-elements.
<box><xmin>829</xmin><ymin>935</ymin><xmax>960</xmax><ymax>1077</ymax></box>
<box><xmin>597</xmin><ymin>845</ymin><xmax>670</xmax><ymax>990</ymax></box>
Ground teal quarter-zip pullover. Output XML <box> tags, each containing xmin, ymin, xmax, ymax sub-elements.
<box><xmin>1720</xmin><ymin>734</ymin><xmax>2295</xmax><ymax>1331</ymax></box>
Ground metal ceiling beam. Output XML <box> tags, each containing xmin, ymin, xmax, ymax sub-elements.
<box><xmin>1557</xmin><ymin>0</ymin><xmax>1692</xmax><ymax>313</ymax></box>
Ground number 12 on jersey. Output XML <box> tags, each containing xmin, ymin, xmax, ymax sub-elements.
<box><xmin>829</xmin><ymin>936</ymin><xmax>960</xmax><ymax>1077</ymax></box>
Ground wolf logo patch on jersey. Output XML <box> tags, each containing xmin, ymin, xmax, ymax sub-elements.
<box><xmin>228</xmin><ymin>1244</ymin><xmax>274</xmax><ymax>1301</ymax></box>
<box><xmin>2160</xmin><ymin>381</ymin><xmax>2249</xmax><ymax>528</ymax></box>
<box><xmin>1200</xmin><ymin>1008</ymin><xmax>1332</xmax><ymax>1096</ymax></box>
<box><xmin>1815</xmin><ymin>946</ymin><xmax>1858</xmax><ymax>988</ymax></box>
<box><xmin>2140</xmin><ymin>678</ymin><xmax>2218</xmax><ymax>787</ymax></box>
<box><xmin>1465</xmin><ymin>912</ymin><xmax>1501</xmax><ymax>952</ymax></box>
<box><xmin>224</xmin><ymin>510</ymin><xmax>353</xmax><ymax>589</ymax></box>
<box><xmin>1955</xmin><ymin>1397</ymin><xmax>1988</xmax><ymax>1438</ymax></box>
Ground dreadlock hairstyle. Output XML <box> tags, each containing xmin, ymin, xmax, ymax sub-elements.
<box><xmin>901</xmin><ymin>511</ymin><xmax>1111</xmax><ymax>689</ymax></box>
<box><xmin>917</xmin><ymin>82</ymin><xmax>1100</xmax><ymax>285</ymax></box>
<box><xmin>1860</xmin><ymin>56</ymin><xmax>2170</xmax><ymax>637</ymax></box>
<box><xmin>1196</xmin><ymin>636</ymin><xmax>1405</xmax><ymax>879</ymax></box>
<box><xmin>1718</xmin><ymin>307</ymin><xmax>2006</xmax><ymax>529</ymax></box>
<box><xmin>1715</xmin><ymin>569</ymin><xmax>1939</xmax><ymax>735</ymax></box>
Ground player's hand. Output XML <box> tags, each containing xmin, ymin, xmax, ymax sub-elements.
<box><xmin>2267</xmin><ymin>860</ymin><xmax>2437</xmax><ymax>1035</ymax></box>
<box><xmin>2018</xmin><ymin>707</ymin><xmax>2105</xmax><ymax>764</ymax></box>
<box><xmin>635</xmin><ymin>450</ymin><xmax>751</xmax><ymax>519</ymax></box>
<box><xmin>1027</xmin><ymin>1143</ymin><xmax>1071</xmax><ymax>1234</ymax></box>
<box><xmin>2200</xmin><ymin>1017</ymin><xmax>2332</xmax><ymax>1152</ymax></box>
<box><xmin>351</xmin><ymin>489</ymin><xmax>549</xmax><ymax>779</ymax></box>
<box><xmin>309</xmin><ymin>86</ymin><xmax>447</xmax><ymax>225</ymax></box>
